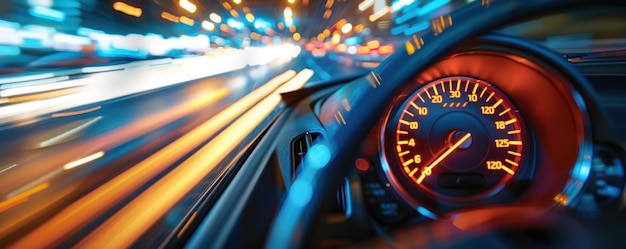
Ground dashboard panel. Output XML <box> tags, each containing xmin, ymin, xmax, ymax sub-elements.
<box><xmin>257</xmin><ymin>2</ymin><xmax>626</xmax><ymax>248</ymax></box>
<box><xmin>374</xmin><ymin>41</ymin><xmax>593</xmax><ymax>217</ymax></box>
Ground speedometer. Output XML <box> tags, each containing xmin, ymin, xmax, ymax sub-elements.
<box><xmin>382</xmin><ymin>76</ymin><xmax>531</xmax><ymax>203</ymax></box>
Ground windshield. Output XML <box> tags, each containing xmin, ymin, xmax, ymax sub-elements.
<box><xmin>0</xmin><ymin>0</ymin><xmax>472</xmax><ymax>78</ymax></box>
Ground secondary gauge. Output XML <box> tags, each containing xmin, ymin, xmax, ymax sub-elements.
<box><xmin>381</xmin><ymin>76</ymin><xmax>531</xmax><ymax>203</ymax></box>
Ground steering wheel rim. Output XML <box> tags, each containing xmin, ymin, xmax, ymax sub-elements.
<box><xmin>265</xmin><ymin>0</ymin><xmax>613</xmax><ymax>248</ymax></box>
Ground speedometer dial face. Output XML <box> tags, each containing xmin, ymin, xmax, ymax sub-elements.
<box><xmin>383</xmin><ymin>76</ymin><xmax>529</xmax><ymax>201</ymax></box>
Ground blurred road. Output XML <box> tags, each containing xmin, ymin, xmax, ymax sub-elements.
<box><xmin>0</xmin><ymin>51</ymin><xmax>369</xmax><ymax>244</ymax></box>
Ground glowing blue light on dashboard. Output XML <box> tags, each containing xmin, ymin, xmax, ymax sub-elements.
<box><xmin>305</xmin><ymin>143</ymin><xmax>331</xmax><ymax>169</ymax></box>
<box><xmin>417</xmin><ymin>206</ymin><xmax>437</xmax><ymax>219</ymax></box>
<box><xmin>288</xmin><ymin>179</ymin><xmax>313</xmax><ymax>206</ymax></box>
<box><xmin>28</xmin><ymin>6</ymin><xmax>66</xmax><ymax>22</ymax></box>
<box><xmin>226</xmin><ymin>19</ymin><xmax>244</xmax><ymax>30</ymax></box>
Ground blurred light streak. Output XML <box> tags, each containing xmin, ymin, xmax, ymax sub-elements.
<box><xmin>220</xmin><ymin>24</ymin><xmax>232</xmax><ymax>33</ymax></box>
<box><xmin>180</xmin><ymin>16</ymin><xmax>195</xmax><ymax>26</ymax></box>
<box><xmin>390</xmin><ymin>23</ymin><xmax>409</xmax><ymax>35</ymax></box>
<box><xmin>288</xmin><ymin>0</ymin><xmax>295</xmax><ymax>3</ymax></box>
<box><xmin>76</xmin><ymin>69</ymin><xmax>313</xmax><ymax>248</ymax></box>
<box><xmin>11</xmin><ymin>70</ymin><xmax>300</xmax><ymax>247</ymax></box>
<box><xmin>403</xmin><ymin>21</ymin><xmax>429</xmax><ymax>35</ymax></box>
<box><xmin>336</xmin><ymin>19</ymin><xmax>347</xmax><ymax>28</ymax></box>
<box><xmin>0</xmin><ymin>76</ymin><xmax>73</xmax><ymax>97</ymax></box>
<box><xmin>222</xmin><ymin>1</ymin><xmax>232</xmax><ymax>10</ymax></box>
<box><xmin>360</xmin><ymin>61</ymin><xmax>380</xmax><ymax>68</ymax></box>
<box><xmin>305</xmin><ymin>42</ymin><xmax>315</xmax><ymax>51</ymax></box>
<box><xmin>63</xmin><ymin>151</ymin><xmax>105</xmax><ymax>170</ymax></box>
<box><xmin>52</xmin><ymin>106</ymin><xmax>101</xmax><ymax>118</ymax></box>
<box><xmin>28</xmin><ymin>6</ymin><xmax>65</xmax><ymax>22</ymax></box>
<box><xmin>366</xmin><ymin>40</ymin><xmax>380</xmax><ymax>49</ymax></box>
<box><xmin>161</xmin><ymin>12</ymin><xmax>180</xmax><ymax>23</ymax></box>
<box><xmin>0</xmin><ymin>45</ymin><xmax>295</xmax><ymax>125</ymax></box>
<box><xmin>343</xmin><ymin>36</ymin><xmax>361</xmax><ymax>45</ymax></box>
<box><xmin>331</xmin><ymin>33</ymin><xmax>340</xmax><ymax>44</ymax></box>
<box><xmin>285</xmin><ymin>18</ymin><xmax>293</xmax><ymax>27</ymax></box>
<box><xmin>177</xmin><ymin>211</ymin><xmax>197</xmax><ymax>238</ymax></box>
<box><xmin>179</xmin><ymin>0</ymin><xmax>197</xmax><ymax>13</ymax></box>
<box><xmin>369</xmin><ymin>6</ymin><xmax>389</xmax><ymax>22</ymax></box>
<box><xmin>0</xmin><ymin>45</ymin><xmax>21</xmax><ymax>56</ymax></box>
<box><xmin>353</xmin><ymin>24</ymin><xmax>365</xmax><ymax>33</ymax></box>
<box><xmin>322</xmin><ymin>9</ymin><xmax>332</xmax><ymax>19</ymax></box>
<box><xmin>112</xmin><ymin>1</ymin><xmax>142</xmax><ymax>17</ymax></box>
<box><xmin>341</xmin><ymin>23</ymin><xmax>353</xmax><ymax>34</ymax></box>
<box><xmin>0</xmin><ymin>182</ymin><xmax>49</xmax><ymax>213</ymax></box>
<box><xmin>226</xmin><ymin>19</ymin><xmax>244</xmax><ymax>29</ymax></box>
<box><xmin>0</xmin><ymin>19</ymin><xmax>20</xmax><ymax>30</ymax></box>
<box><xmin>0</xmin><ymin>164</ymin><xmax>17</xmax><ymax>175</ymax></box>
<box><xmin>358</xmin><ymin>0</ymin><xmax>374</xmax><ymax>11</ymax></box>
<box><xmin>81</xmin><ymin>64</ymin><xmax>125</xmax><ymax>73</ymax></box>
<box><xmin>40</xmin><ymin>117</ymin><xmax>102</xmax><ymax>148</ymax></box>
<box><xmin>6</xmin><ymin>87</ymin><xmax>80</xmax><ymax>104</ymax></box>
<box><xmin>347</xmin><ymin>46</ymin><xmax>357</xmax><ymax>54</ymax></box>
<box><xmin>336</xmin><ymin>43</ymin><xmax>347</xmax><ymax>52</ymax></box>
<box><xmin>358</xmin><ymin>46</ymin><xmax>370</xmax><ymax>55</ymax></box>
<box><xmin>289</xmin><ymin>25</ymin><xmax>296</xmax><ymax>33</ymax></box>
<box><xmin>292</xmin><ymin>32</ymin><xmax>301</xmax><ymax>41</ymax></box>
<box><xmin>27</xmin><ymin>0</ymin><xmax>53</xmax><ymax>7</ymax></box>
<box><xmin>245</xmin><ymin>13</ymin><xmax>255</xmax><ymax>22</ymax></box>
<box><xmin>395</xmin><ymin>0</ymin><xmax>450</xmax><ymax>24</ymax></box>
<box><xmin>202</xmin><ymin>21</ymin><xmax>215</xmax><ymax>31</ymax></box>
<box><xmin>390</xmin><ymin>0</ymin><xmax>415</xmax><ymax>12</ymax></box>
<box><xmin>209</xmin><ymin>13</ymin><xmax>222</xmax><ymax>23</ymax></box>
<box><xmin>250</xmin><ymin>32</ymin><xmax>262</xmax><ymax>40</ymax></box>
<box><xmin>322</xmin><ymin>29</ymin><xmax>331</xmax><ymax>37</ymax></box>
<box><xmin>51</xmin><ymin>33</ymin><xmax>91</xmax><ymax>51</ymax></box>
<box><xmin>311</xmin><ymin>48</ymin><xmax>325</xmax><ymax>57</ymax></box>
<box><xmin>323</xmin><ymin>42</ymin><xmax>332</xmax><ymax>50</ymax></box>
<box><xmin>379</xmin><ymin>44</ymin><xmax>394</xmax><ymax>54</ymax></box>
<box><xmin>234</xmin><ymin>0</ymin><xmax>241</xmax><ymax>3</ymax></box>
<box><xmin>325</xmin><ymin>0</ymin><xmax>334</xmax><ymax>9</ymax></box>
<box><xmin>229</xmin><ymin>9</ymin><xmax>240</xmax><ymax>18</ymax></box>
<box><xmin>284</xmin><ymin>7</ymin><xmax>293</xmax><ymax>18</ymax></box>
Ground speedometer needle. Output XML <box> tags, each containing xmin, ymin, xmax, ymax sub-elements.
<box><xmin>416</xmin><ymin>132</ymin><xmax>472</xmax><ymax>184</ymax></box>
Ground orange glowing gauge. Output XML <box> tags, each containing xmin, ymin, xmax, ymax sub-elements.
<box><xmin>382</xmin><ymin>76</ymin><xmax>529</xmax><ymax>202</ymax></box>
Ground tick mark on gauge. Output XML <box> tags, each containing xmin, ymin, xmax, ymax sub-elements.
<box><xmin>505</xmin><ymin>159</ymin><xmax>519</xmax><ymax>167</ymax></box>
<box><xmin>504</xmin><ymin>118</ymin><xmax>517</xmax><ymax>125</ymax></box>
<box><xmin>479</xmin><ymin>87</ymin><xmax>488</xmax><ymax>98</ymax></box>
<box><xmin>507</xmin><ymin>151</ymin><xmax>521</xmax><ymax>157</ymax></box>
<box><xmin>499</xmin><ymin>108</ymin><xmax>511</xmax><ymax>116</ymax></box>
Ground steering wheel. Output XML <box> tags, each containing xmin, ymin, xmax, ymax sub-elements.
<box><xmin>266</xmin><ymin>0</ymin><xmax>618</xmax><ymax>248</ymax></box>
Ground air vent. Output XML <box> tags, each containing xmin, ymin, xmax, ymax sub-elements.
<box><xmin>324</xmin><ymin>177</ymin><xmax>352</xmax><ymax>222</ymax></box>
<box><xmin>290</xmin><ymin>131</ymin><xmax>320</xmax><ymax>177</ymax></box>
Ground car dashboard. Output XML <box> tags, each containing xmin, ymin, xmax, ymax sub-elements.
<box><xmin>185</xmin><ymin>2</ymin><xmax>626</xmax><ymax>248</ymax></box>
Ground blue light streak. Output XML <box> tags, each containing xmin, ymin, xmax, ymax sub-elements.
<box><xmin>28</xmin><ymin>6</ymin><xmax>66</xmax><ymax>22</ymax></box>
